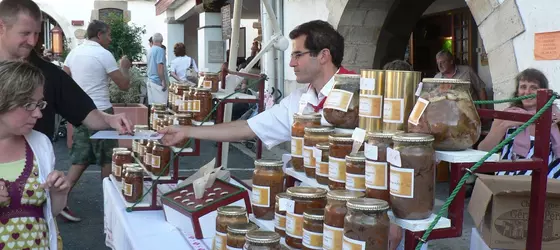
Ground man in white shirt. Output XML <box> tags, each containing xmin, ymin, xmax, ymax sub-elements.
<box><xmin>63</xmin><ymin>19</ymin><xmax>132</xmax><ymax>221</ymax></box>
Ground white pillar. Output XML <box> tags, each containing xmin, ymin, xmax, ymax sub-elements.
<box><xmin>260</xmin><ymin>0</ymin><xmax>275</xmax><ymax>93</ymax></box>
<box><xmin>166</xmin><ymin>23</ymin><xmax>185</xmax><ymax>63</ymax></box>
<box><xmin>197</xmin><ymin>12</ymin><xmax>224</xmax><ymax>72</ymax></box>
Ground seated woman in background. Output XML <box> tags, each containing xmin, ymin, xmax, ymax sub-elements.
<box><xmin>0</xmin><ymin>61</ymin><xmax>71</xmax><ymax>249</ymax></box>
<box><xmin>478</xmin><ymin>68</ymin><xmax>560</xmax><ymax>178</ymax></box>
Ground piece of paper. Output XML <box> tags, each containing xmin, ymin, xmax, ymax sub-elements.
<box><xmin>205</xmin><ymin>166</ymin><xmax>222</xmax><ymax>188</ymax></box>
<box><xmin>90</xmin><ymin>130</ymin><xmax>162</xmax><ymax>140</ymax></box>
<box><xmin>194</xmin><ymin>173</ymin><xmax>210</xmax><ymax>199</ymax></box>
<box><xmin>177</xmin><ymin>159</ymin><xmax>216</xmax><ymax>188</ymax></box>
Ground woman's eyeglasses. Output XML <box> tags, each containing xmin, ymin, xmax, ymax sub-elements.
<box><xmin>23</xmin><ymin>101</ymin><xmax>47</xmax><ymax>111</ymax></box>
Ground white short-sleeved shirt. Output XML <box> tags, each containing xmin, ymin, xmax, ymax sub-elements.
<box><xmin>170</xmin><ymin>56</ymin><xmax>198</xmax><ymax>81</ymax></box>
<box><xmin>64</xmin><ymin>40</ymin><xmax>119</xmax><ymax>110</ymax></box>
<box><xmin>247</xmin><ymin>74</ymin><xmax>336</xmax><ymax>149</ymax></box>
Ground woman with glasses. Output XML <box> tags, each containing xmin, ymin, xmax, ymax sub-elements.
<box><xmin>0</xmin><ymin>61</ymin><xmax>70</xmax><ymax>249</ymax></box>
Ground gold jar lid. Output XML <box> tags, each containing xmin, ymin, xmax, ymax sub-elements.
<box><xmin>421</xmin><ymin>78</ymin><xmax>470</xmax><ymax>84</ymax></box>
<box><xmin>175</xmin><ymin>113</ymin><xmax>193</xmax><ymax>118</ymax></box>
<box><xmin>392</xmin><ymin>133</ymin><xmax>434</xmax><ymax>143</ymax></box>
<box><xmin>326</xmin><ymin>190</ymin><xmax>365</xmax><ymax>201</ymax></box>
<box><xmin>367</xmin><ymin>131</ymin><xmax>404</xmax><ymax>140</ymax></box>
<box><xmin>303</xmin><ymin>208</ymin><xmax>325</xmax><ymax>221</ymax></box>
<box><xmin>315</xmin><ymin>142</ymin><xmax>329</xmax><ymax>150</ymax></box>
<box><xmin>227</xmin><ymin>222</ymin><xmax>259</xmax><ymax>234</ymax></box>
<box><xmin>123</xmin><ymin>163</ymin><xmax>140</xmax><ymax>168</ymax></box>
<box><xmin>116</xmin><ymin>150</ymin><xmax>131</xmax><ymax>156</ymax></box>
<box><xmin>176</xmin><ymin>83</ymin><xmax>190</xmax><ymax>89</ymax></box>
<box><xmin>126</xmin><ymin>166</ymin><xmax>144</xmax><ymax>173</ymax></box>
<box><xmin>347</xmin><ymin>198</ymin><xmax>390</xmax><ymax>211</ymax></box>
<box><xmin>275</xmin><ymin>192</ymin><xmax>289</xmax><ymax>201</ymax></box>
<box><xmin>286</xmin><ymin>187</ymin><xmax>327</xmax><ymax>199</ymax></box>
<box><xmin>293</xmin><ymin>112</ymin><xmax>322</xmax><ymax>121</ymax></box>
<box><xmin>345</xmin><ymin>152</ymin><xmax>365</xmax><ymax>163</ymax></box>
<box><xmin>195</xmin><ymin>87</ymin><xmax>211</xmax><ymax>92</ymax></box>
<box><xmin>304</xmin><ymin>126</ymin><xmax>335</xmax><ymax>134</ymax></box>
<box><xmin>217</xmin><ymin>206</ymin><xmax>247</xmax><ymax>216</ymax></box>
<box><xmin>245</xmin><ymin>231</ymin><xmax>281</xmax><ymax>244</ymax></box>
<box><xmin>112</xmin><ymin>147</ymin><xmax>128</xmax><ymax>153</ymax></box>
<box><xmin>152</xmin><ymin>103</ymin><xmax>167</xmax><ymax>109</ymax></box>
<box><xmin>134</xmin><ymin>125</ymin><xmax>149</xmax><ymax>130</ymax></box>
<box><xmin>329</xmin><ymin>133</ymin><xmax>353</xmax><ymax>143</ymax></box>
<box><xmin>254</xmin><ymin>159</ymin><xmax>283</xmax><ymax>168</ymax></box>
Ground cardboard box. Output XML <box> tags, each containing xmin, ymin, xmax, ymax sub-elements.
<box><xmin>468</xmin><ymin>174</ymin><xmax>560</xmax><ymax>249</ymax></box>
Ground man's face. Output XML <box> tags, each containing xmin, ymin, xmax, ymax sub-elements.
<box><xmin>289</xmin><ymin>35</ymin><xmax>320</xmax><ymax>84</ymax></box>
<box><xmin>436</xmin><ymin>55</ymin><xmax>454</xmax><ymax>74</ymax></box>
<box><xmin>0</xmin><ymin>13</ymin><xmax>41</xmax><ymax>59</ymax></box>
<box><xmin>98</xmin><ymin>29</ymin><xmax>112</xmax><ymax>49</ymax></box>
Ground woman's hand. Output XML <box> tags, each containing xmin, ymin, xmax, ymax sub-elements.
<box><xmin>40</xmin><ymin>171</ymin><xmax>71</xmax><ymax>195</ymax></box>
<box><xmin>0</xmin><ymin>180</ymin><xmax>10</xmax><ymax>206</ymax></box>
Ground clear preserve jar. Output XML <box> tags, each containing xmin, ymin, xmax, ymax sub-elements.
<box><xmin>323</xmin><ymin>74</ymin><xmax>360</xmax><ymax>128</ymax></box>
<box><xmin>274</xmin><ymin>192</ymin><xmax>289</xmax><ymax>237</ymax></box>
<box><xmin>111</xmin><ymin>148</ymin><xmax>129</xmax><ymax>181</ymax></box>
<box><xmin>151</xmin><ymin>142</ymin><xmax>171</xmax><ymax>176</ymax></box>
<box><xmin>343</xmin><ymin>198</ymin><xmax>390</xmax><ymax>250</ymax></box>
<box><xmin>315</xmin><ymin>142</ymin><xmax>330</xmax><ymax>185</ymax></box>
<box><xmin>244</xmin><ymin>231</ymin><xmax>281</xmax><ymax>250</ymax></box>
<box><xmin>291</xmin><ymin>113</ymin><xmax>322</xmax><ymax>172</ymax></box>
<box><xmin>389</xmin><ymin>133</ymin><xmax>435</xmax><ymax>220</ymax></box>
<box><xmin>251</xmin><ymin>159</ymin><xmax>285</xmax><ymax>220</ymax></box>
<box><xmin>122</xmin><ymin>166</ymin><xmax>143</xmax><ymax>203</ymax></box>
<box><xmin>214</xmin><ymin>206</ymin><xmax>248</xmax><ymax>250</ymax></box>
<box><xmin>323</xmin><ymin>190</ymin><xmax>365</xmax><ymax>250</ymax></box>
<box><xmin>227</xmin><ymin>223</ymin><xmax>259</xmax><ymax>250</ymax></box>
<box><xmin>303</xmin><ymin>126</ymin><xmax>334</xmax><ymax>178</ymax></box>
<box><xmin>407</xmin><ymin>78</ymin><xmax>481</xmax><ymax>151</ymax></box>
<box><xmin>302</xmin><ymin>208</ymin><xmax>324</xmax><ymax>250</ymax></box>
<box><xmin>193</xmin><ymin>87</ymin><xmax>213</xmax><ymax>122</ymax></box>
<box><xmin>132</xmin><ymin>125</ymin><xmax>149</xmax><ymax>157</ymax></box>
<box><xmin>328</xmin><ymin>133</ymin><xmax>354</xmax><ymax>190</ymax></box>
<box><xmin>365</xmin><ymin>131</ymin><xmax>402</xmax><ymax>203</ymax></box>
<box><xmin>345</xmin><ymin>152</ymin><xmax>366</xmax><ymax>192</ymax></box>
<box><xmin>285</xmin><ymin>187</ymin><xmax>327</xmax><ymax>249</ymax></box>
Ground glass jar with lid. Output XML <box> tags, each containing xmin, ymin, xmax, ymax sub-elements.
<box><xmin>365</xmin><ymin>131</ymin><xmax>402</xmax><ymax>203</ymax></box>
<box><xmin>274</xmin><ymin>192</ymin><xmax>289</xmax><ymax>237</ymax></box>
<box><xmin>132</xmin><ymin>125</ymin><xmax>149</xmax><ymax>157</ymax></box>
<box><xmin>122</xmin><ymin>166</ymin><xmax>144</xmax><ymax>203</ymax></box>
<box><xmin>323</xmin><ymin>190</ymin><xmax>365</xmax><ymax>250</ymax></box>
<box><xmin>303</xmin><ymin>126</ymin><xmax>334</xmax><ymax>178</ymax></box>
<box><xmin>244</xmin><ymin>231</ymin><xmax>282</xmax><ymax>250</ymax></box>
<box><xmin>182</xmin><ymin>87</ymin><xmax>196</xmax><ymax>113</ymax></box>
<box><xmin>343</xmin><ymin>198</ymin><xmax>390</xmax><ymax>250</ymax></box>
<box><xmin>251</xmin><ymin>159</ymin><xmax>285</xmax><ymax>220</ymax></box>
<box><xmin>227</xmin><ymin>223</ymin><xmax>259</xmax><ymax>250</ymax></box>
<box><xmin>408</xmin><ymin>78</ymin><xmax>481</xmax><ymax>151</ymax></box>
<box><xmin>345</xmin><ymin>152</ymin><xmax>366</xmax><ymax>192</ymax></box>
<box><xmin>137</xmin><ymin>139</ymin><xmax>147</xmax><ymax>160</ymax></box>
<box><xmin>122</xmin><ymin>163</ymin><xmax>140</xmax><ymax>182</ymax></box>
<box><xmin>328</xmin><ymin>133</ymin><xmax>354</xmax><ymax>190</ymax></box>
<box><xmin>291</xmin><ymin>113</ymin><xmax>322</xmax><ymax>172</ymax></box>
<box><xmin>192</xmin><ymin>87</ymin><xmax>213</xmax><ymax>122</ymax></box>
<box><xmin>201</xmin><ymin>72</ymin><xmax>220</xmax><ymax>92</ymax></box>
<box><xmin>214</xmin><ymin>206</ymin><xmax>248</xmax><ymax>250</ymax></box>
<box><xmin>144</xmin><ymin>140</ymin><xmax>154</xmax><ymax>172</ymax></box>
<box><xmin>151</xmin><ymin>104</ymin><xmax>167</xmax><ymax>130</ymax></box>
<box><xmin>389</xmin><ymin>133</ymin><xmax>435</xmax><ymax>220</ymax></box>
<box><xmin>112</xmin><ymin>149</ymin><xmax>130</xmax><ymax>181</ymax></box>
<box><xmin>323</xmin><ymin>74</ymin><xmax>360</xmax><ymax>128</ymax></box>
<box><xmin>302</xmin><ymin>208</ymin><xmax>325</xmax><ymax>250</ymax></box>
<box><xmin>174</xmin><ymin>83</ymin><xmax>190</xmax><ymax>112</ymax></box>
<box><xmin>151</xmin><ymin>141</ymin><xmax>171</xmax><ymax>176</ymax></box>
<box><xmin>315</xmin><ymin>142</ymin><xmax>330</xmax><ymax>185</ymax></box>
<box><xmin>285</xmin><ymin>187</ymin><xmax>327</xmax><ymax>249</ymax></box>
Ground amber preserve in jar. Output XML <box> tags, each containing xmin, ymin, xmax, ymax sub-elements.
<box><xmin>303</xmin><ymin>126</ymin><xmax>334</xmax><ymax>178</ymax></box>
<box><xmin>323</xmin><ymin>190</ymin><xmax>364</xmax><ymax>250</ymax></box>
<box><xmin>214</xmin><ymin>206</ymin><xmax>249</xmax><ymax>250</ymax></box>
<box><xmin>111</xmin><ymin>148</ymin><xmax>129</xmax><ymax>182</ymax></box>
<box><xmin>407</xmin><ymin>78</ymin><xmax>481</xmax><ymax>151</ymax></box>
<box><xmin>192</xmin><ymin>87</ymin><xmax>213</xmax><ymax>122</ymax></box>
<box><xmin>302</xmin><ymin>208</ymin><xmax>324</xmax><ymax>250</ymax></box>
<box><xmin>251</xmin><ymin>159</ymin><xmax>285</xmax><ymax>220</ymax></box>
<box><xmin>389</xmin><ymin>133</ymin><xmax>435</xmax><ymax>220</ymax></box>
<box><xmin>244</xmin><ymin>231</ymin><xmax>282</xmax><ymax>250</ymax></box>
<box><xmin>227</xmin><ymin>223</ymin><xmax>259</xmax><ymax>250</ymax></box>
<box><xmin>122</xmin><ymin>166</ymin><xmax>144</xmax><ymax>203</ymax></box>
<box><xmin>315</xmin><ymin>142</ymin><xmax>330</xmax><ymax>185</ymax></box>
<box><xmin>291</xmin><ymin>113</ymin><xmax>322</xmax><ymax>172</ymax></box>
<box><xmin>151</xmin><ymin>142</ymin><xmax>171</xmax><ymax>176</ymax></box>
<box><xmin>328</xmin><ymin>133</ymin><xmax>354</xmax><ymax>190</ymax></box>
<box><xmin>343</xmin><ymin>198</ymin><xmax>390</xmax><ymax>250</ymax></box>
<box><xmin>346</xmin><ymin>152</ymin><xmax>366</xmax><ymax>192</ymax></box>
<box><xmin>201</xmin><ymin>72</ymin><xmax>220</xmax><ymax>92</ymax></box>
<box><xmin>274</xmin><ymin>193</ymin><xmax>289</xmax><ymax>237</ymax></box>
<box><xmin>323</xmin><ymin>74</ymin><xmax>360</xmax><ymax>128</ymax></box>
<box><xmin>365</xmin><ymin>131</ymin><xmax>402</xmax><ymax>203</ymax></box>
<box><xmin>285</xmin><ymin>187</ymin><xmax>328</xmax><ymax>249</ymax></box>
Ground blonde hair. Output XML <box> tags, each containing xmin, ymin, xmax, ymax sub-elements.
<box><xmin>0</xmin><ymin>61</ymin><xmax>45</xmax><ymax>113</ymax></box>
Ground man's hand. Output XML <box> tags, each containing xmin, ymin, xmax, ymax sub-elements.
<box><xmin>158</xmin><ymin>125</ymin><xmax>189</xmax><ymax>146</ymax></box>
<box><xmin>120</xmin><ymin>56</ymin><xmax>132</xmax><ymax>70</ymax></box>
<box><xmin>0</xmin><ymin>180</ymin><xmax>10</xmax><ymax>206</ymax></box>
<box><xmin>161</xmin><ymin>81</ymin><xmax>167</xmax><ymax>92</ymax></box>
<box><xmin>105</xmin><ymin>112</ymin><xmax>134</xmax><ymax>135</ymax></box>
<box><xmin>40</xmin><ymin>171</ymin><xmax>71</xmax><ymax>195</ymax></box>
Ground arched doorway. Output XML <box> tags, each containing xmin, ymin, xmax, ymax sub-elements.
<box><xmin>332</xmin><ymin>0</ymin><xmax>526</xmax><ymax>103</ymax></box>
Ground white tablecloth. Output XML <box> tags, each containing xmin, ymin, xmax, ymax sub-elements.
<box><xmin>103</xmin><ymin>178</ymin><xmax>212</xmax><ymax>250</ymax></box>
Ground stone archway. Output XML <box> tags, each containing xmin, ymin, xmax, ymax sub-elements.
<box><xmin>328</xmin><ymin>0</ymin><xmax>526</xmax><ymax>103</ymax></box>
<box><xmin>34</xmin><ymin>0</ymin><xmax>75</xmax><ymax>47</ymax></box>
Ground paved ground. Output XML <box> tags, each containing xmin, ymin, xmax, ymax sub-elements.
<box><xmin>53</xmin><ymin>139</ymin><xmax>475</xmax><ymax>250</ymax></box>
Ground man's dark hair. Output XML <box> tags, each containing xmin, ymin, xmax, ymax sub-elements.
<box><xmin>511</xmin><ymin>68</ymin><xmax>549</xmax><ymax>108</ymax></box>
<box><xmin>289</xmin><ymin>20</ymin><xmax>344</xmax><ymax>68</ymax></box>
<box><xmin>383</xmin><ymin>60</ymin><xmax>413</xmax><ymax>71</ymax></box>
<box><xmin>149</xmin><ymin>37</ymin><xmax>153</xmax><ymax>44</ymax></box>
<box><xmin>174</xmin><ymin>43</ymin><xmax>186</xmax><ymax>57</ymax></box>
<box><xmin>87</xmin><ymin>20</ymin><xmax>110</xmax><ymax>40</ymax></box>
<box><xmin>0</xmin><ymin>0</ymin><xmax>42</xmax><ymax>26</ymax></box>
